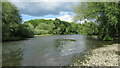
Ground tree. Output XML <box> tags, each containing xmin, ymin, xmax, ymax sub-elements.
<box><xmin>2</xmin><ymin>2</ymin><xmax>34</xmax><ymax>41</ymax></box>
<box><xmin>2</xmin><ymin>2</ymin><xmax>22</xmax><ymax>24</ymax></box>
<box><xmin>34</xmin><ymin>23</ymin><xmax>54</xmax><ymax>35</ymax></box>
<box><xmin>18</xmin><ymin>24</ymin><xmax>34</xmax><ymax>38</ymax></box>
<box><xmin>73</xmin><ymin>2</ymin><xmax>120</xmax><ymax>40</ymax></box>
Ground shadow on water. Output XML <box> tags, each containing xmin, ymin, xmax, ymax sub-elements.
<box><xmin>2</xmin><ymin>42</ymin><xmax>23</xmax><ymax>66</ymax></box>
<box><xmin>55</xmin><ymin>39</ymin><xmax>76</xmax><ymax>47</ymax></box>
<box><xmin>84</xmin><ymin>37</ymin><xmax>114</xmax><ymax>49</ymax></box>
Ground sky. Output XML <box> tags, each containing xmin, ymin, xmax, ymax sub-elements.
<box><xmin>9</xmin><ymin>0</ymin><xmax>117</xmax><ymax>22</ymax></box>
<box><xmin>10</xmin><ymin>1</ymin><xmax>79</xmax><ymax>22</ymax></box>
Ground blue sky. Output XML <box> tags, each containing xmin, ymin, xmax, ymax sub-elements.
<box><xmin>11</xmin><ymin>2</ymin><xmax>78</xmax><ymax>22</ymax></box>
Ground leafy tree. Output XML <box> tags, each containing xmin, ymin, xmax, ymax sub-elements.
<box><xmin>34</xmin><ymin>23</ymin><xmax>54</xmax><ymax>35</ymax></box>
<box><xmin>2</xmin><ymin>2</ymin><xmax>21</xmax><ymax>24</ymax></box>
<box><xmin>79</xmin><ymin>22</ymin><xmax>98</xmax><ymax>35</ymax></box>
<box><xmin>2</xmin><ymin>2</ymin><xmax>34</xmax><ymax>41</ymax></box>
<box><xmin>23</xmin><ymin>23</ymin><xmax>34</xmax><ymax>32</ymax></box>
<box><xmin>73</xmin><ymin>2</ymin><xmax>120</xmax><ymax>40</ymax></box>
<box><xmin>18</xmin><ymin>24</ymin><xmax>34</xmax><ymax>38</ymax></box>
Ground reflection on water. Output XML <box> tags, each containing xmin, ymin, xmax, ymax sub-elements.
<box><xmin>55</xmin><ymin>39</ymin><xmax>85</xmax><ymax>56</ymax></box>
<box><xmin>2</xmin><ymin>42</ymin><xmax>23</xmax><ymax>66</ymax></box>
<box><xmin>2</xmin><ymin>35</ymin><xmax>115</xmax><ymax>66</ymax></box>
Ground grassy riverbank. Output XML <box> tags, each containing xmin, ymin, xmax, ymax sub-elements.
<box><xmin>73</xmin><ymin>44</ymin><xmax>119</xmax><ymax>66</ymax></box>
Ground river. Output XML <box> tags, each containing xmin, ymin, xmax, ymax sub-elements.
<box><xmin>2</xmin><ymin>35</ymin><xmax>115</xmax><ymax>66</ymax></box>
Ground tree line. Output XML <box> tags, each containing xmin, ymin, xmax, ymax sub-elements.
<box><xmin>24</xmin><ymin>18</ymin><xmax>97</xmax><ymax>36</ymax></box>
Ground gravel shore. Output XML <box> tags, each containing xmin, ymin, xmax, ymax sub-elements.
<box><xmin>73</xmin><ymin>44</ymin><xmax>119</xmax><ymax>66</ymax></box>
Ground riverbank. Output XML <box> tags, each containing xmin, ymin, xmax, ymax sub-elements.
<box><xmin>34</xmin><ymin>34</ymin><xmax>53</xmax><ymax>36</ymax></box>
<box><xmin>73</xmin><ymin>44</ymin><xmax>119</xmax><ymax>66</ymax></box>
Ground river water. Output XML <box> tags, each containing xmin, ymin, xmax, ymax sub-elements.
<box><xmin>2</xmin><ymin>35</ymin><xmax>115</xmax><ymax>66</ymax></box>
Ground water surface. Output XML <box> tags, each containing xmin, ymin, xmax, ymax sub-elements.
<box><xmin>2</xmin><ymin>35</ymin><xmax>114</xmax><ymax>66</ymax></box>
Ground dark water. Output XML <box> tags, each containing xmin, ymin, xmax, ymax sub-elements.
<box><xmin>2</xmin><ymin>35</ymin><xmax>115</xmax><ymax>66</ymax></box>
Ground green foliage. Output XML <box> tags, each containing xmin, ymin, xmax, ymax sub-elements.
<box><xmin>18</xmin><ymin>24</ymin><xmax>34</xmax><ymax>38</ymax></box>
<box><xmin>25</xmin><ymin>18</ymin><xmax>76</xmax><ymax>35</ymax></box>
<box><xmin>73</xmin><ymin>2</ymin><xmax>120</xmax><ymax>40</ymax></box>
<box><xmin>103</xmin><ymin>35</ymin><xmax>113</xmax><ymax>41</ymax></box>
<box><xmin>24</xmin><ymin>18</ymin><xmax>99</xmax><ymax>36</ymax></box>
<box><xmin>23</xmin><ymin>23</ymin><xmax>34</xmax><ymax>32</ymax></box>
<box><xmin>24</xmin><ymin>18</ymin><xmax>80</xmax><ymax>35</ymax></box>
<box><xmin>2</xmin><ymin>2</ymin><xmax>21</xmax><ymax>24</ymax></box>
<box><xmin>2</xmin><ymin>23</ymin><xmax>11</xmax><ymax>41</ymax></box>
<box><xmin>34</xmin><ymin>23</ymin><xmax>51</xmax><ymax>35</ymax></box>
<box><xmin>2</xmin><ymin>2</ymin><xmax>34</xmax><ymax>41</ymax></box>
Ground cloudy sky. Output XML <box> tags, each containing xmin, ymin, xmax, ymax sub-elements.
<box><xmin>9</xmin><ymin>0</ymin><xmax>117</xmax><ymax>22</ymax></box>
<box><xmin>10</xmin><ymin>1</ymin><xmax>79</xmax><ymax>22</ymax></box>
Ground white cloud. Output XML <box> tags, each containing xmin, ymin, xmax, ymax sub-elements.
<box><xmin>42</xmin><ymin>15</ymin><xmax>73</xmax><ymax>22</ymax></box>
<box><xmin>76</xmin><ymin>19</ymin><xmax>90</xmax><ymax>24</ymax></box>
<box><xmin>57</xmin><ymin>15</ymin><xmax>73</xmax><ymax>22</ymax></box>
<box><xmin>41</xmin><ymin>14</ymin><xmax>73</xmax><ymax>22</ymax></box>
<box><xmin>59</xmin><ymin>11</ymin><xmax>74</xmax><ymax>15</ymax></box>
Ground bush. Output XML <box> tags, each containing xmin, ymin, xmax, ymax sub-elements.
<box><xmin>18</xmin><ymin>25</ymin><xmax>34</xmax><ymax>38</ymax></box>
<box><xmin>103</xmin><ymin>35</ymin><xmax>113</xmax><ymax>41</ymax></box>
